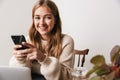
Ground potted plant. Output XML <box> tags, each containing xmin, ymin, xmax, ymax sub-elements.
<box><xmin>86</xmin><ymin>45</ymin><xmax>120</xmax><ymax>80</ymax></box>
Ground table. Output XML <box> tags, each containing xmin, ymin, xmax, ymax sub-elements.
<box><xmin>72</xmin><ymin>75</ymin><xmax>88</xmax><ymax>80</ymax></box>
<box><xmin>71</xmin><ymin>67</ymin><xmax>88</xmax><ymax>80</ymax></box>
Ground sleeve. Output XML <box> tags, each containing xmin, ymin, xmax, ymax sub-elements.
<box><xmin>40</xmin><ymin>35</ymin><xmax>74</xmax><ymax>80</ymax></box>
<box><xmin>9</xmin><ymin>56</ymin><xmax>31</xmax><ymax>68</ymax></box>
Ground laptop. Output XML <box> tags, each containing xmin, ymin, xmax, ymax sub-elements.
<box><xmin>0</xmin><ymin>66</ymin><xmax>31</xmax><ymax>80</ymax></box>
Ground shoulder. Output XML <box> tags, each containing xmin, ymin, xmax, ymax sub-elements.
<box><xmin>62</xmin><ymin>34</ymin><xmax>74</xmax><ymax>46</ymax></box>
<box><xmin>62</xmin><ymin>34</ymin><xmax>74</xmax><ymax>41</ymax></box>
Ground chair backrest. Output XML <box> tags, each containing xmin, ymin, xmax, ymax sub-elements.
<box><xmin>73</xmin><ymin>49</ymin><xmax>89</xmax><ymax>67</ymax></box>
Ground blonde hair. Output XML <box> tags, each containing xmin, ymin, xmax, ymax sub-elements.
<box><xmin>29</xmin><ymin>0</ymin><xmax>62</xmax><ymax>58</ymax></box>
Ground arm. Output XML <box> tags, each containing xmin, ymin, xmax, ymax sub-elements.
<box><xmin>59</xmin><ymin>35</ymin><xmax>74</xmax><ymax>80</ymax></box>
<box><xmin>9</xmin><ymin>36</ymin><xmax>31</xmax><ymax>68</ymax></box>
<box><xmin>40</xmin><ymin>35</ymin><xmax>74</xmax><ymax>80</ymax></box>
<box><xmin>9</xmin><ymin>56</ymin><xmax>31</xmax><ymax>68</ymax></box>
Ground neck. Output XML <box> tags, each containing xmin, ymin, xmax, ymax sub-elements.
<box><xmin>41</xmin><ymin>34</ymin><xmax>50</xmax><ymax>41</ymax></box>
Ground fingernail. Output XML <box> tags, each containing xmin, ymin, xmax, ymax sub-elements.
<box><xmin>19</xmin><ymin>45</ymin><xmax>22</xmax><ymax>47</ymax></box>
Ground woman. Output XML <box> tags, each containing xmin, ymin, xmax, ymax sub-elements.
<box><xmin>9</xmin><ymin>0</ymin><xmax>74</xmax><ymax>80</ymax></box>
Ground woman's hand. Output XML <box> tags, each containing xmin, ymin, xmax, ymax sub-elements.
<box><xmin>13</xmin><ymin>42</ymin><xmax>46</xmax><ymax>62</ymax></box>
<box><xmin>22</xmin><ymin>42</ymin><xmax>46</xmax><ymax>62</ymax></box>
<box><xmin>13</xmin><ymin>44</ymin><xmax>28</xmax><ymax>61</ymax></box>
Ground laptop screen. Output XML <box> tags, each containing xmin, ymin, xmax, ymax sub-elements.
<box><xmin>0</xmin><ymin>66</ymin><xmax>31</xmax><ymax>80</ymax></box>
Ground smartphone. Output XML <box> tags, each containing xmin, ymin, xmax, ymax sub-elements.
<box><xmin>11</xmin><ymin>35</ymin><xmax>29</xmax><ymax>50</ymax></box>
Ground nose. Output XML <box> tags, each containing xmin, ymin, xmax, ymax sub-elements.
<box><xmin>39</xmin><ymin>18</ymin><xmax>45</xmax><ymax>25</ymax></box>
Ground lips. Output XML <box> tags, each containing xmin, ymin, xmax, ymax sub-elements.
<box><xmin>39</xmin><ymin>25</ymin><xmax>48</xmax><ymax>31</ymax></box>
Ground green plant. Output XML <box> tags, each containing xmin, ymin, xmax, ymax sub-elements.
<box><xmin>86</xmin><ymin>47</ymin><xmax>120</xmax><ymax>80</ymax></box>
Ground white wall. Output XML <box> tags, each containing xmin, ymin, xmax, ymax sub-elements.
<box><xmin>0</xmin><ymin>0</ymin><xmax>120</xmax><ymax>70</ymax></box>
<box><xmin>0</xmin><ymin>0</ymin><xmax>36</xmax><ymax>65</ymax></box>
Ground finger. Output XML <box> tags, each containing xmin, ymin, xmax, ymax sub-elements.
<box><xmin>17</xmin><ymin>48</ymin><xmax>32</xmax><ymax>56</ymax></box>
<box><xmin>16</xmin><ymin>57</ymin><xmax>26</xmax><ymax>61</ymax></box>
<box><xmin>15</xmin><ymin>53</ymin><xmax>27</xmax><ymax>61</ymax></box>
<box><xmin>16</xmin><ymin>52</ymin><xmax>27</xmax><ymax>57</ymax></box>
<box><xmin>13</xmin><ymin>49</ymin><xmax>28</xmax><ymax>56</ymax></box>
<box><xmin>22</xmin><ymin>42</ymin><xmax>35</xmax><ymax>48</ymax></box>
<box><xmin>13</xmin><ymin>45</ymin><xmax>22</xmax><ymax>50</ymax></box>
<box><xmin>13</xmin><ymin>50</ymin><xmax>20</xmax><ymax>55</ymax></box>
<box><xmin>27</xmin><ymin>54</ymin><xmax>36</xmax><ymax>60</ymax></box>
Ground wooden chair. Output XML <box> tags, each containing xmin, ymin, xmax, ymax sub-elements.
<box><xmin>73</xmin><ymin>49</ymin><xmax>89</xmax><ymax>67</ymax></box>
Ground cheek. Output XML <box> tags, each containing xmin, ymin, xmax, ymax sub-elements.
<box><xmin>34</xmin><ymin>21</ymin><xmax>38</xmax><ymax>28</ymax></box>
<box><xmin>48</xmin><ymin>20</ymin><xmax>55</xmax><ymax>28</ymax></box>
<box><xmin>50</xmin><ymin>22</ymin><xmax>54</xmax><ymax>27</ymax></box>
<box><xmin>49</xmin><ymin>22</ymin><xmax>55</xmax><ymax>30</ymax></box>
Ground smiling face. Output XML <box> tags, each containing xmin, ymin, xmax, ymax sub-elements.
<box><xmin>33</xmin><ymin>5</ymin><xmax>55</xmax><ymax>40</ymax></box>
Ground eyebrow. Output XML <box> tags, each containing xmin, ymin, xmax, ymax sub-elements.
<box><xmin>34</xmin><ymin>13</ymin><xmax>53</xmax><ymax>17</ymax></box>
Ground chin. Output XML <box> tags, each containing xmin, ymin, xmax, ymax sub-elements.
<box><xmin>40</xmin><ymin>32</ymin><xmax>48</xmax><ymax>36</ymax></box>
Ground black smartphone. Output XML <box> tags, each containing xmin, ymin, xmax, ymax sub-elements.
<box><xmin>11</xmin><ymin>35</ymin><xmax>29</xmax><ymax>50</ymax></box>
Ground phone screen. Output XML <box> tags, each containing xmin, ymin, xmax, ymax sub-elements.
<box><xmin>11</xmin><ymin>35</ymin><xmax>29</xmax><ymax>50</ymax></box>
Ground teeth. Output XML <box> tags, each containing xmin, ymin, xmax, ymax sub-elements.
<box><xmin>40</xmin><ymin>26</ymin><xmax>47</xmax><ymax>30</ymax></box>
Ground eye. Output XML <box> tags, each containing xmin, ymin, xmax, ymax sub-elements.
<box><xmin>45</xmin><ymin>16</ymin><xmax>52</xmax><ymax>19</ymax></box>
<box><xmin>34</xmin><ymin>16</ymin><xmax>40</xmax><ymax>20</ymax></box>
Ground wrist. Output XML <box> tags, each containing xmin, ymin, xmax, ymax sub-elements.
<box><xmin>37</xmin><ymin>55</ymin><xmax>46</xmax><ymax>63</ymax></box>
<box><xmin>41</xmin><ymin>54</ymin><xmax>46</xmax><ymax>62</ymax></box>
